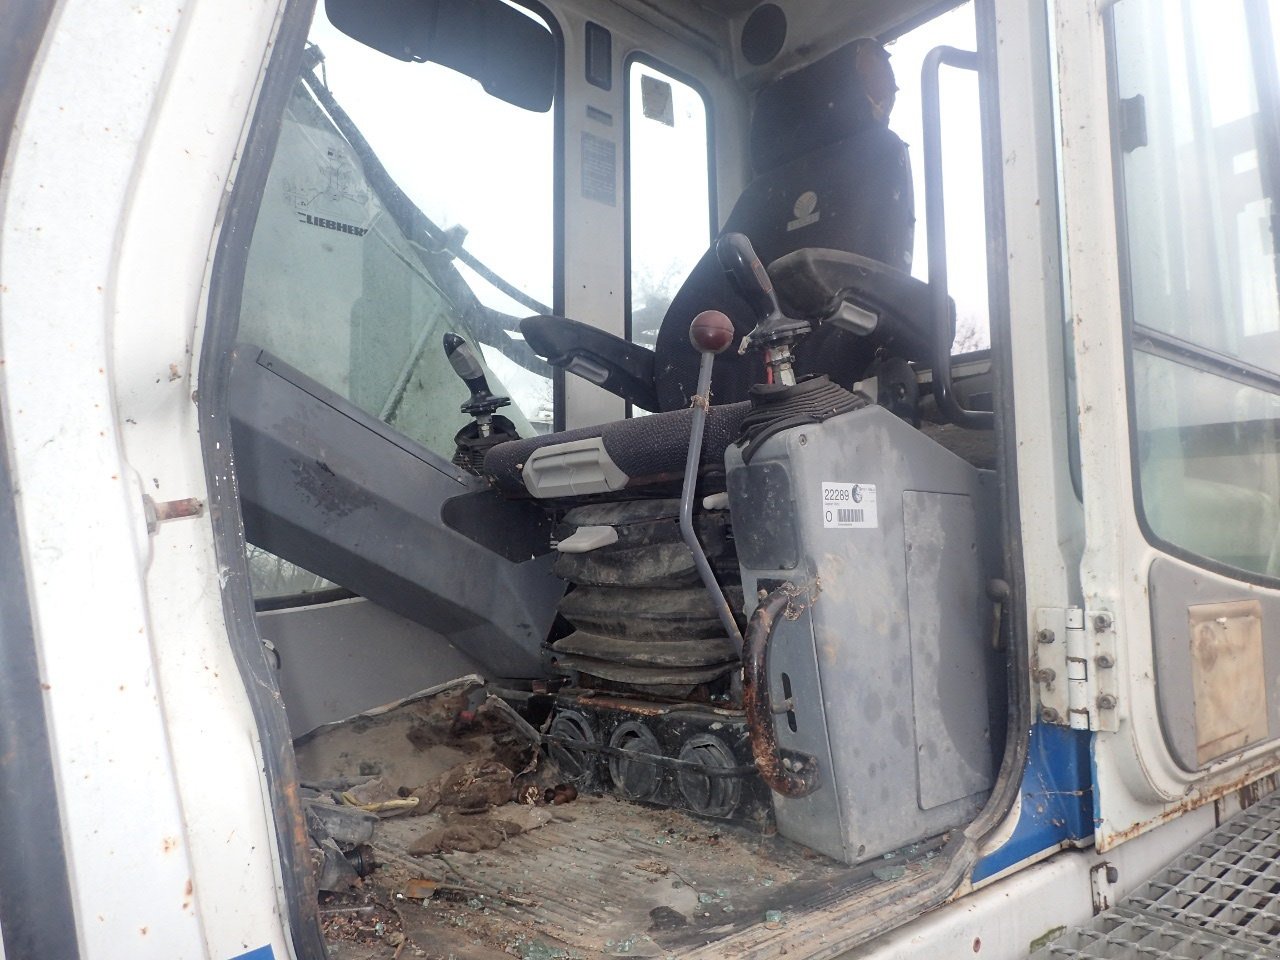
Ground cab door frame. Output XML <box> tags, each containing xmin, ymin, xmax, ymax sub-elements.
<box><xmin>1055</xmin><ymin>0</ymin><xmax>1280</xmax><ymax>850</ymax></box>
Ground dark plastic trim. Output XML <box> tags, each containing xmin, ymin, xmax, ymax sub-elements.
<box><xmin>198</xmin><ymin>1</ymin><xmax>329</xmax><ymax>956</ymax></box>
<box><xmin>969</xmin><ymin>0</ymin><xmax>1032</xmax><ymax>855</ymax></box>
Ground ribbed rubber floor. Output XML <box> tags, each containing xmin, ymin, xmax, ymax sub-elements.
<box><xmin>1031</xmin><ymin>792</ymin><xmax>1280</xmax><ymax>959</ymax></box>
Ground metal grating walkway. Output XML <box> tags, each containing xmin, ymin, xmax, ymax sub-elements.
<box><xmin>1030</xmin><ymin>792</ymin><xmax>1280</xmax><ymax>959</ymax></box>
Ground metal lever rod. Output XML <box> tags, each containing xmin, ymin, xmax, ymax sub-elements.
<box><xmin>679</xmin><ymin>312</ymin><xmax>745</xmax><ymax>698</ymax></box>
<box><xmin>680</xmin><ymin>350</ymin><xmax>744</xmax><ymax>657</ymax></box>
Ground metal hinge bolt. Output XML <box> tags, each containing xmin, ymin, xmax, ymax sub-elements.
<box><xmin>1037</xmin><ymin>628</ymin><xmax>1056</xmax><ymax>644</ymax></box>
<box><xmin>1097</xmin><ymin>693</ymin><xmax>1118</xmax><ymax>710</ymax></box>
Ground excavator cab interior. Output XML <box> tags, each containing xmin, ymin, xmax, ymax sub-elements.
<box><xmin>228</xmin><ymin>0</ymin><xmax>1009</xmax><ymax>882</ymax></box>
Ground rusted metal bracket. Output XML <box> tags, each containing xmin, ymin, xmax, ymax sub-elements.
<box><xmin>743</xmin><ymin>583</ymin><xmax>820</xmax><ymax>798</ymax></box>
<box><xmin>142</xmin><ymin>495</ymin><xmax>205</xmax><ymax>535</ymax></box>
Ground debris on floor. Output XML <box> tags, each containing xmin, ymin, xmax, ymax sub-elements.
<box><xmin>302</xmin><ymin>680</ymin><xmax>940</xmax><ymax>959</ymax></box>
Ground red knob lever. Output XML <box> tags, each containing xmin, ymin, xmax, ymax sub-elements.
<box><xmin>689</xmin><ymin>310</ymin><xmax>735</xmax><ymax>355</ymax></box>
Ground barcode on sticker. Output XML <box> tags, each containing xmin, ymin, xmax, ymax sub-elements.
<box><xmin>822</xmin><ymin>482</ymin><xmax>878</xmax><ymax>529</ymax></box>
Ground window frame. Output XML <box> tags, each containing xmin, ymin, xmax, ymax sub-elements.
<box><xmin>621</xmin><ymin>51</ymin><xmax>717</xmax><ymax>415</ymax></box>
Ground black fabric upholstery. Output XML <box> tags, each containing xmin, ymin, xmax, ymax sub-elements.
<box><xmin>484</xmin><ymin>402</ymin><xmax>751</xmax><ymax>496</ymax></box>
<box><xmin>482</xmin><ymin>39</ymin><xmax>916</xmax><ymax>502</ymax></box>
<box><xmin>750</xmin><ymin>38</ymin><xmax>897</xmax><ymax>174</ymax></box>
<box><xmin>651</xmin><ymin>125</ymin><xmax>913</xmax><ymax>412</ymax></box>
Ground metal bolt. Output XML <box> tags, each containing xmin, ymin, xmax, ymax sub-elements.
<box><xmin>1034</xmin><ymin>668</ymin><xmax>1057</xmax><ymax>683</ymax></box>
<box><xmin>1041</xmin><ymin>707</ymin><xmax>1061</xmax><ymax>723</ymax></box>
<box><xmin>1097</xmin><ymin>693</ymin><xmax>1118</xmax><ymax>710</ymax></box>
<box><xmin>1037</xmin><ymin>629</ymin><xmax>1056</xmax><ymax>645</ymax></box>
<box><xmin>1095</xmin><ymin>653</ymin><xmax>1115</xmax><ymax>669</ymax></box>
<box><xmin>1105</xmin><ymin>865</ymin><xmax>1119</xmax><ymax>884</ymax></box>
<box><xmin>1093</xmin><ymin>613</ymin><xmax>1113</xmax><ymax>632</ymax></box>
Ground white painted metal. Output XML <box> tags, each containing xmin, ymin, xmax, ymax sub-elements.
<box><xmin>841</xmin><ymin>803</ymin><xmax>1215</xmax><ymax>960</ymax></box>
<box><xmin>988</xmin><ymin>0</ymin><xmax>1089</xmax><ymax>757</ymax></box>
<box><xmin>1053</xmin><ymin>0</ymin><xmax>1280</xmax><ymax>851</ymax></box>
<box><xmin>0</xmin><ymin>1</ymin><xmax>294</xmax><ymax>957</ymax></box>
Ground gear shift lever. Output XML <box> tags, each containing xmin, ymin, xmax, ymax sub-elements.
<box><xmin>443</xmin><ymin>332</ymin><xmax>510</xmax><ymax>437</ymax></box>
<box><xmin>679</xmin><ymin>310</ymin><xmax>745</xmax><ymax>698</ymax></box>
<box><xmin>716</xmin><ymin>233</ymin><xmax>810</xmax><ymax>385</ymax></box>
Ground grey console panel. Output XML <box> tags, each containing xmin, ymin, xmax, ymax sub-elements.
<box><xmin>726</xmin><ymin>404</ymin><xmax>996</xmax><ymax>863</ymax></box>
<box><xmin>229</xmin><ymin>346</ymin><xmax>564</xmax><ymax>678</ymax></box>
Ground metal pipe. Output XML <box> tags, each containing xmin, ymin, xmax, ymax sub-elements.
<box><xmin>921</xmin><ymin>46</ymin><xmax>993</xmax><ymax>430</ymax></box>
<box><xmin>742</xmin><ymin>583</ymin><xmax>819</xmax><ymax>798</ymax></box>
<box><xmin>678</xmin><ymin>352</ymin><xmax>746</xmax><ymax>671</ymax></box>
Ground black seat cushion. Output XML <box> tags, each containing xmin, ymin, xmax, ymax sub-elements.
<box><xmin>484</xmin><ymin>402</ymin><xmax>750</xmax><ymax>497</ymax></box>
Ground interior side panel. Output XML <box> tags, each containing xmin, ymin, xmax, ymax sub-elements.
<box><xmin>229</xmin><ymin>345</ymin><xmax>565</xmax><ymax>678</ymax></box>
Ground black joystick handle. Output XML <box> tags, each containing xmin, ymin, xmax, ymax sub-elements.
<box><xmin>443</xmin><ymin>332</ymin><xmax>508</xmax><ymax>417</ymax></box>
<box><xmin>715</xmin><ymin>233</ymin><xmax>810</xmax><ymax>357</ymax></box>
<box><xmin>716</xmin><ymin>233</ymin><xmax>782</xmax><ymax>324</ymax></box>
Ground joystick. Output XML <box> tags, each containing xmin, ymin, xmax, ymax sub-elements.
<box><xmin>716</xmin><ymin>233</ymin><xmax>811</xmax><ymax>385</ymax></box>
<box><xmin>443</xmin><ymin>332</ymin><xmax>510</xmax><ymax>437</ymax></box>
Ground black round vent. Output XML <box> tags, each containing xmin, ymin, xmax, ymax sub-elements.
<box><xmin>741</xmin><ymin>3</ymin><xmax>787</xmax><ymax>67</ymax></box>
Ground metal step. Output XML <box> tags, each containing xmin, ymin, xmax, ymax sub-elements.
<box><xmin>1030</xmin><ymin>791</ymin><xmax>1280</xmax><ymax>959</ymax></box>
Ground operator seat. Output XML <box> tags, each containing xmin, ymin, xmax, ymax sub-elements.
<box><xmin>486</xmin><ymin>37</ymin><xmax>931</xmax><ymax>500</ymax></box>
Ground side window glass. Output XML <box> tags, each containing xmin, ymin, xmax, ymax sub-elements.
<box><xmin>627</xmin><ymin>61</ymin><xmax>713</xmax><ymax>367</ymax></box>
<box><xmin>888</xmin><ymin>0</ymin><xmax>990</xmax><ymax>355</ymax></box>
<box><xmin>1112</xmin><ymin>0</ymin><xmax>1280</xmax><ymax>578</ymax></box>
<box><xmin>237</xmin><ymin>3</ymin><xmax>558</xmax><ymax>457</ymax></box>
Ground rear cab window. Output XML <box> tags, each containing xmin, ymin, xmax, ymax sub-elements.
<box><xmin>625</xmin><ymin>59</ymin><xmax>713</xmax><ymax>397</ymax></box>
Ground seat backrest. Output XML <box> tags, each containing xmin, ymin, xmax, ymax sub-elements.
<box><xmin>651</xmin><ymin>39</ymin><xmax>914</xmax><ymax>413</ymax></box>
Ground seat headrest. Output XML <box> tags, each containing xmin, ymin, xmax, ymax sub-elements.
<box><xmin>749</xmin><ymin>38</ymin><xmax>897</xmax><ymax>175</ymax></box>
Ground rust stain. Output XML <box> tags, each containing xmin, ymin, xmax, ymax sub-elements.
<box><xmin>743</xmin><ymin>583</ymin><xmax>818</xmax><ymax>798</ymax></box>
<box><xmin>1101</xmin><ymin>759</ymin><xmax>1280</xmax><ymax>850</ymax></box>
<box><xmin>162</xmin><ymin>836</ymin><xmax>177</xmax><ymax>853</ymax></box>
<box><xmin>1189</xmin><ymin>600</ymin><xmax>1266</xmax><ymax>766</ymax></box>
<box><xmin>152</xmin><ymin>497</ymin><xmax>204</xmax><ymax>523</ymax></box>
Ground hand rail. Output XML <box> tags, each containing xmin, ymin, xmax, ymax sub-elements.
<box><xmin>921</xmin><ymin>46</ymin><xmax>993</xmax><ymax>430</ymax></box>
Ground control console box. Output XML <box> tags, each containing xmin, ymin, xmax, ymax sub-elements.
<box><xmin>726</xmin><ymin>404</ymin><xmax>998</xmax><ymax>864</ymax></box>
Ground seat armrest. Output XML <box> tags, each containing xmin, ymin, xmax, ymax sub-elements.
<box><xmin>769</xmin><ymin>248</ymin><xmax>944</xmax><ymax>366</ymax></box>
<box><xmin>520</xmin><ymin>315</ymin><xmax>660</xmax><ymax>412</ymax></box>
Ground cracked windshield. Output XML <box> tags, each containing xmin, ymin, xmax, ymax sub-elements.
<box><xmin>238</xmin><ymin>2</ymin><xmax>556</xmax><ymax>459</ymax></box>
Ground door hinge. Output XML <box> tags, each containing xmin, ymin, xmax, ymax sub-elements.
<box><xmin>1033</xmin><ymin>607</ymin><xmax>1118</xmax><ymax>732</ymax></box>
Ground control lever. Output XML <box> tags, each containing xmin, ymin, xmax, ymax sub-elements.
<box><xmin>443</xmin><ymin>332</ymin><xmax>510</xmax><ymax>436</ymax></box>
<box><xmin>716</xmin><ymin>232</ymin><xmax>784</xmax><ymax>326</ymax></box>
<box><xmin>715</xmin><ymin>233</ymin><xmax>810</xmax><ymax>385</ymax></box>
<box><xmin>679</xmin><ymin>311</ymin><xmax>745</xmax><ymax>700</ymax></box>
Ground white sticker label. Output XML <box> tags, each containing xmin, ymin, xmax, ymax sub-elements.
<box><xmin>821</xmin><ymin>482</ymin><xmax>878</xmax><ymax>529</ymax></box>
